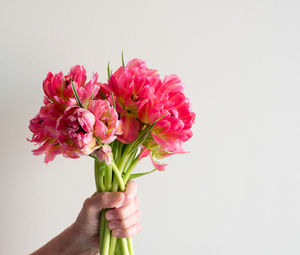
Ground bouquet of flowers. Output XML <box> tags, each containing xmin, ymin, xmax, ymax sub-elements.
<box><xmin>28</xmin><ymin>55</ymin><xmax>195</xmax><ymax>255</ymax></box>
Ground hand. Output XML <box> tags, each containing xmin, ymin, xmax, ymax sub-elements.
<box><xmin>31</xmin><ymin>180</ymin><xmax>141</xmax><ymax>255</ymax></box>
<box><xmin>72</xmin><ymin>180</ymin><xmax>142</xmax><ymax>252</ymax></box>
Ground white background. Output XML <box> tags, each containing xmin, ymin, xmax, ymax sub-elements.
<box><xmin>1</xmin><ymin>0</ymin><xmax>300</xmax><ymax>254</ymax></box>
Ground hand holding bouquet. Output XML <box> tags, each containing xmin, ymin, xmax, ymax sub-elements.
<box><xmin>28</xmin><ymin>55</ymin><xmax>195</xmax><ymax>255</ymax></box>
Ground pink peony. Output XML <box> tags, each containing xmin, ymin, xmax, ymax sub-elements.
<box><xmin>98</xmin><ymin>58</ymin><xmax>195</xmax><ymax>170</ymax></box>
<box><xmin>137</xmin><ymin>74</ymin><xmax>195</xmax><ymax>169</ymax></box>
<box><xmin>87</xmin><ymin>99</ymin><xmax>122</xmax><ymax>144</ymax></box>
<box><xmin>56</xmin><ymin>106</ymin><xmax>96</xmax><ymax>158</ymax></box>
<box><xmin>101</xmin><ymin>58</ymin><xmax>159</xmax><ymax>143</ymax></box>
<box><xmin>138</xmin><ymin>74</ymin><xmax>195</xmax><ymax>153</ymax></box>
<box><xmin>43</xmin><ymin>65</ymin><xmax>99</xmax><ymax>107</ymax></box>
<box><xmin>28</xmin><ymin>102</ymin><xmax>65</xmax><ymax>163</ymax></box>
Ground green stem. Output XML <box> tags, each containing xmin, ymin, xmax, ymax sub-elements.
<box><xmin>96</xmin><ymin>144</ymin><xmax>136</xmax><ymax>255</ymax></box>
<box><xmin>123</xmin><ymin>157</ymin><xmax>139</xmax><ymax>184</ymax></box>
<box><xmin>94</xmin><ymin>159</ymin><xmax>101</xmax><ymax>192</ymax></box>
<box><xmin>108</xmin><ymin>234</ymin><xmax>117</xmax><ymax>255</ymax></box>
<box><xmin>101</xmin><ymin>219</ymin><xmax>111</xmax><ymax>255</ymax></box>
<box><xmin>112</xmin><ymin>144</ymin><xmax>132</xmax><ymax>192</ymax></box>
<box><xmin>99</xmin><ymin>210</ymin><xmax>106</xmax><ymax>253</ymax></box>
<box><xmin>116</xmin><ymin>239</ymin><xmax>121</xmax><ymax>255</ymax></box>
<box><xmin>111</xmin><ymin>162</ymin><xmax>125</xmax><ymax>191</ymax></box>
<box><xmin>127</xmin><ymin>238</ymin><xmax>134</xmax><ymax>255</ymax></box>
<box><xmin>109</xmin><ymin>161</ymin><xmax>122</xmax><ymax>254</ymax></box>
<box><xmin>118</xmin><ymin>144</ymin><xmax>133</xmax><ymax>173</ymax></box>
<box><xmin>105</xmin><ymin>164</ymin><xmax>112</xmax><ymax>191</ymax></box>
<box><xmin>120</xmin><ymin>238</ymin><xmax>130</xmax><ymax>255</ymax></box>
<box><xmin>100</xmin><ymin>175</ymin><xmax>105</xmax><ymax>192</ymax></box>
<box><xmin>123</xmin><ymin>149</ymin><xmax>137</xmax><ymax>174</ymax></box>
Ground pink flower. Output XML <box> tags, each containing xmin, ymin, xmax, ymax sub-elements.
<box><xmin>56</xmin><ymin>106</ymin><xmax>96</xmax><ymax>158</ymax></box>
<box><xmin>87</xmin><ymin>100</ymin><xmax>122</xmax><ymax>144</ymax></box>
<box><xmin>43</xmin><ymin>65</ymin><xmax>99</xmax><ymax>107</ymax></box>
<box><xmin>28</xmin><ymin>102</ymin><xmax>65</xmax><ymax>163</ymax></box>
<box><xmin>96</xmin><ymin>58</ymin><xmax>195</xmax><ymax>170</ymax></box>
<box><xmin>139</xmin><ymin>74</ymin><xmax>195</xmax><ymax>153</ymax></box>
<box><xmin>102</xmin><ymin>58</ymin><xmax>159</xmax><ymax>143</ymax></box>
<box><xmin>139</xmin><ymin>143</ymin><xmax>187</xmax><ymax>171</ymax></box>
<box><xmin>95</xmin><ymin>144</ymin><xmax>113</xmax><ymax>165</ymax></box>
<box><xmin>137</xmin><ymin>74</ymin><xmax>195</xmax><ymax>169</ymax></box>
<box><xmin>117</xmin><ymin>114</ymin><xmax>141</xmax><ymax>144</ymax></box>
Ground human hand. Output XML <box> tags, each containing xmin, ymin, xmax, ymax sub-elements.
<box><xmin>72</xmin><ymin>180</ymin><xmax>142</xmax><ymax>253</ymax></box>
<box><xmin>31</xmin><ymin>181</ymin><xmax>141</xmax><ymax>255</ymax></box>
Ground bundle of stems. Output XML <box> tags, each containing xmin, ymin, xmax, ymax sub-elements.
<box><xmin>93</xmin><ymin>119</ymin><xmax>160</xmax><ymax>255</ymax></box>
<box><xmin>93</xmin><ymin>141</ymin><xmax>141</xmax><ymax>254</ymax></box>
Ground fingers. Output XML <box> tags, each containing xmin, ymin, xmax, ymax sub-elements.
<box><xmin>105</xmin><ymin>181</ymin><xmax>142</xmax><ymax>238</ymax></box>
<box><xmin>106</xmin><ymin>196</ymin><xmax>142</xmax><ymax>238</ymax></box>
<box><xmin>121</xmin><ymin>180</ymin><xmax>138</xmax><ymax>206</ymax></box>
<box><xmin>83</xmin><ymin>192</ymin><xmax>124</xmax><ymax>218</ymax></box>
<box><xmin>106</xmin><ymin>196</ymin><xmax>140</xmax><ymax>221</ymax></box>
<box><xmin>98</xmin><ymin>192</ymin><xmax>124</xmax><ymax>209</ymax></box>
<box><xmin>83</xmin><ymin>180</ymin><xmax>137</xmax><ymax>219</ymax></box>
<box><xmin>111</xmin><ymin>222</ymin><xmax>142</xmax><ymax>238</ymax></box>
<box><xmin>108</xmin><ymin>210</ymin><xmax>142</xmax><ymax>230</ymax></box>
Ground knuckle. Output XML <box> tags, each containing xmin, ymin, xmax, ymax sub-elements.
<box><xmin>138</xmin><ymin>225</ymin><xmax>142</xmax><ymax>233</ymax></box>
<box><xmin>135</xmin><ymin>197</ymin><xmax>141</xmax><ymax>207</ymax></box>
<box><xmin>116</xmin><ymin>209</ymin><xmax>125</xmax><ymax>219</ymax></box>
<box><xmin>120</xmin><ymin>219</ymin><xmax>126</xmax><ymax>228</ymax></box>
<box><xmin>135</xmin><ymin>223</ymin><xmax>142</xmax><ymax>234</ymax></box>
<box><xmin>137</xmin><ymin>209</ymin><xmax>142</xmax><ymax>218</ymax></box>
<box><xmin>121</xmin><ymin>218</ymin><xmax>130</xmax><ymax>228</ymax></box>
<box><xmin>83</xmin><ymin>198</ymin><xmax>92</xmax><ymax>208</ymax></box>
<box><xmin>123</xmin><ymin>229</ymin><xmax>130</xmax><ymax>237</ymax></box>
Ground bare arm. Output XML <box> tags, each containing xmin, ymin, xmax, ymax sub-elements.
<box><xmin>31</xmin><ymin>181</ymin><xmax>141</xmax><ymax>255</ymax></box>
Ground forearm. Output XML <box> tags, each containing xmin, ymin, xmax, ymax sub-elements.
<box><xmin>31</xmin><ymin>224</ymin><xmax>97</xmax><ymax>255</ymax></box>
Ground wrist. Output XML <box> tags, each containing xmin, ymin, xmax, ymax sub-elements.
<box><xmin>67</xmin><ymin>223</ymin><xmax>98</xmax><ymax>255</ymax></box>
<box><xmin>31</xmin><ymin>223</ymin><xmax>98</xmax><ymax>255</ymax></box>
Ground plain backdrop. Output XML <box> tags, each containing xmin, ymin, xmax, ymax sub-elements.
<box><xmin>1</xmin><ymin>0</ymin><xmax>300</xmax><ymax>254</ymax></box>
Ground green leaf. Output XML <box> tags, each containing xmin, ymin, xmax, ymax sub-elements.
<box><xmin>71</xmin><ymin>78</ymin><xmax>84</xmax><ymax>108</ymax></box>
<box><xmin>107</xmin><ymin>62</ymin><xmax>112</xmax><ymax>80</ymax></box>
<box><xmin>111</xmin><ymin>92</ymin><xmax>116</xmax><ymax>109</ymax></box>
<box><xmin>122</xmin><ymin>51</ymin><xmax>125</xmax><ymax>68</ymax></box>
<box><xmin>149</xmin><ymin>114</ymin><xmax>167</xmax><ymax>130</ymax></box>
<box><xmin>124</xmin><ymin>148</ymin><xmax>138</xmax><ymax>172</ymax></box>
<box><xmin>130</xmin><ymin>114</ymin><xmax>167</xmax><ymax>152</ymax></box>
<box><xmin>129</xmin><ymin>169</ymin><xmax>157</xmax><ymax>180</ymax></box>
<box><xmin>99</xmin><ymin>90</ymin><xmax>108</xmax><ymax>100</ymax></box>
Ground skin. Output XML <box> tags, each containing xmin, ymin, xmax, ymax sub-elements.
<box><xmin>31</xmin><ymin>180</ymin><xmax>142</xmax><ymax>255</ymax></box>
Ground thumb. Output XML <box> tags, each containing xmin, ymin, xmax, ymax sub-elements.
<box><xmin>99</xmin><ymin>192</ymin><xmax>125</xmax><ymax>209</ymax></box>
<box><xmin>85</xmin><ymin>192</ymin><xmax>124</xmax><ymax>215</ymax></box>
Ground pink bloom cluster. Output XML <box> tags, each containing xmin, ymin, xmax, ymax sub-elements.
<box><xmin>28</xmin><ymin>59</ymin><xmax>195</xmax><ymax>169</ymax></box>
<box><xmin>99</xmin><ymin>59</ymin><xmax>196</xmax><ymax>170</ymax></box>
<box><xmin>28</xmin><ymin>66</ymin><xmax>122</xmax><ymax>163</ymax></box>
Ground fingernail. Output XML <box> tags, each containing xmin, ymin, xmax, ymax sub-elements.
<box><xmin>113</xmin><ymin>193</ymin><xmax>124</xmax><ymax>202</ymax></box>
<box><xmin>114</xmin><ymin>230</ymin><xmax>120</xmax><ymax>236</ymax></box>
<box><xmin>108</xmin><ymin>223</ymin><xmax>115</xmax><ymax>229</ymax></box>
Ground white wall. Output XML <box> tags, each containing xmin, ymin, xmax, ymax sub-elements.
<box><xmin>1</xmin><ymin>0</ymin><xmax>300</xmax><ymax>254</ymax></box>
